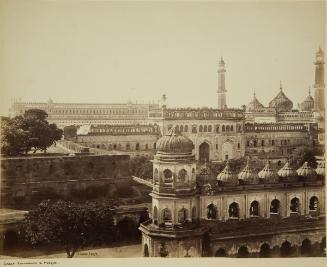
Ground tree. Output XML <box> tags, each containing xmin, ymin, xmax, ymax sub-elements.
<box><xmin>23</xmin><ymin>200</ymin><xmax>115</xmax><ymax>258</ymax></box>
<box><xmin>1</xmin><ymin>116</ymin><xmax>31</xmax><ymax>156</ymax></box>
<box><xmin>1</xmin><ymin>109</ymin><xmax>63</xmax><ymax>156</ymax></box>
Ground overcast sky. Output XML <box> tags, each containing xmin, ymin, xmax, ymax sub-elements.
<box><xmin>1</xmin><ymin>0</ymin><xmax>325</xmax><ymax>116</ymax></box>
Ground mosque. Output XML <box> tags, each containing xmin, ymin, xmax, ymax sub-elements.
<box><xmin>58</xmin><ymin>48</ymin><xmax>325</xmax><ymax>165</ymax></box>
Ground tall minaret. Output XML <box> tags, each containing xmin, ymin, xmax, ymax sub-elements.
<box><xmin>217</xmin><ymin>57</ymin><xmax>227</xmax><ymax>109</ymax></box>
<box><xmin>314</xmin><ymin>47</ymin><xmax>325</xmax><ymax>112</ymax></box>
<box><xmin>313</xmin><ymin>47</ymin><xmax>325</xmax><ymax>147</ymax></box>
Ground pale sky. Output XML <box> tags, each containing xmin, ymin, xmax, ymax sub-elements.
<box><xmin>0</xmin><ymin>0</ymin><xmax>325</xmax><ymax>116</ymax></box>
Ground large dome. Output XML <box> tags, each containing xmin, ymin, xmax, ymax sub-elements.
<box><xmin>268</xmin><ymin>83</ymin><xmax>293</xmax><ymax>112</ymax></box>
<box><xmin>246</xmin><ymin>92</ymin><xmax>264</xmax><ymax>112</ymax></box>
<box><xmin>156</xmin><ymin>126</ymin><xmax>194</xmax><ymax>154</ymax></box>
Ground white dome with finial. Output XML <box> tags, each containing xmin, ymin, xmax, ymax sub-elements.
<box><xmin>297</xmin><ymin>161</ymin><xmax>317</xmax><ymax>179</ymax></box>
<box><xmin>258</xmin><ymin>160</ymin><xmax>278</xmax><ymax>183</ymax></box>
<box><xmin>238</xmin><ymin>158</ymin><xmax>259</xmax><ymax>184</ymax></box>
<box><xmin>246</xmin><ymin>91</ymin><xmax>264</xmax><ymax>112</ymax></box>
<box><xmin>277</xmin><ymin>160</ymin><xmax>297</xmax><ymax>178</ymax></box>
<box><xmin>269</xmin><ymin>81</ymin><xmax>293</xmax><ymax>112</ymax></box>
<box><xmin>316</xmin><ymin>161</ymin><xmax>325</xmax><ymax>176</ymax></box>
<box><xmin>156</xmin><ymin>125</ymin><xmax>194</xmax><ymax>154</ymax></box>
<box><xmin>299</xmin><ymin>87</ymin><xmax>314</xmax><ymax>111</ymax></box>
<box><xmin>217</xmin><ymin>160</ymin><xmax>238</xmax><ymax>185</ymax></box>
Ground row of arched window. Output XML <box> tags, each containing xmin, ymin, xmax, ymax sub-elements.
<box><xmin>215</xmin><ymin>237</ymin><xmax>326</xmax><ymax>257</ymax></box>
<box><xmin>153</xmin><ymin>168</ymin><xmax>195</xmax><ymax>184</ymax></box>
<box><xmin>152</xmin><ymin>206</ymin><xmax>197</xmax><ymax>225</ymax></box>
<box><xmin>206</xmin><ymin>196</ymin><xmax>319</xmax><ymax>220</ymax></box>
<box><xmin>49</xmin><ymin>108</ymin><xmax>147</xmax><ymax>115</ymax></box>
<box><xmin>246</xmin><ymin>139</ymin><xmax>291</xmax><ymax>147</ymax></box>
<box><xmin>168</xmin><ymin>124</ymin><xmax>242</xmax><ymax>134</ymax></box>
<box><xmin>164</xmin><ymin>110</ymin><xmax>243</xmax><ymax>119</ymax></box>
<box><xmin>91</xmin><ymin>127</ymin><xmax>156</xmax><ymax>134</ymax></box>
<box><xmin>244</xmin><ymin>124</ymin><xmax>306</xmax><ymax>132</ymax></box>
<box><xmin>91</xmin><ymin>142</ymin><xmax>156</xmax><ymax>151</ymax></box>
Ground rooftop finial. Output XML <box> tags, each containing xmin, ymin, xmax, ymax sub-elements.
<box><xmin>280</xmin><ymin>80</ymin><xmax>283</xmax><ymax>91</ymax></box>
<box><xmin>308</xmin><ymin>86</ymin><xmax>311</xmax><ymax>96</ymax></box>
<box><xmin>219</xmin><ymin>56</ymin><xmax>225</xmax><ymax>65</ymax></box>
<box><xmin>253</xmin><ymin>89</ymin><xmax>256</xmax><ymax>98</ymax></box>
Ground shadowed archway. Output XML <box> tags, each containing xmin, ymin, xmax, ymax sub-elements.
<box><xmin>280</xmin><ymin>241</ymin><xmax>292</xmax><ymax>257</ymax></box>
<box><xmin>259</xmin><ymin>243</ymin><xmax>271</xmax><ymax>257</ymax></box>
<box><xmin>237</xmin><ymin>245</ymin><xmax>249</xmax><ymax>258</ymax></box>
<box><xmin>199</xmin><ymin>142</ymin><xmax>210</xmax><ymax>163</ymax></box>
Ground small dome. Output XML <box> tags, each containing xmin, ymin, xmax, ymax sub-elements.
<box><xmin>316</xmin><ymin>161</ymin><xmax>325</xmax><ymax>176</ymax></box>
<box><xmin>246</xmin><ymin>92</ymin><xmax>264</xmax><ymax>112</ymax></box>
<box><xmin>268</xmin><ymin>82</ymin><xmax>293</xmax><ymax>112</ymax></box>
<box><xmin>258</xmin><ymin>160</ymin><xmax>278</xmax><ymax>183</ymax></box>
<box><xmin>217</xmin><ymin>160</ymin><xmax>238</xmax><ymax>185</ymax></box>
<box><xmin>299</xmin><ymin>88</ymin><xmax>314</xmax><ymax>111</ymax></box>
<box><xmin>296</xmin><ymin>161</ymin><xmax>317</xmax><ymax>179</ymax></box>
<box><xmin>156</xmin><ymin>126</ymin><xmax>194</xmax><ymax>154</ymax></box>
<box><xmin>238</xmin><ymin>158</ymin><xmax>259</xmax><ymax>184</ymax></box>
<box><xmin>277</xmin><ymin>161</ymin><xmax>297</xmax><ymax>178</ymax></box>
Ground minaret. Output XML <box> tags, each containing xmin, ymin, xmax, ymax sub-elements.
<box><xmin>313</xmin><ymin>47</ymin><xmax>325</xmax><ymax>147</ymax></box>
<box><xmin>217</xmin><ymin>57</ymin><xmax>227</xmax><ymax>109</ymax></box>
<box><xmin>314</xmin><ymin>47</ymin><xmax>325</xmax><ymax>112</ymax></box>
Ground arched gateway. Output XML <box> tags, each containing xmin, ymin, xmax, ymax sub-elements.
<box><xmin>199</xmin><ymin>142</ymin><xmax>210</xmax><ymax>163</ymax></box>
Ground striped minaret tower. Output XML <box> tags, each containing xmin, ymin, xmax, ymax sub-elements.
<box><xmin>217</xmin><ymin>57</ymin><xmax>227</xmax><ymax>109</ymax></box>
<box><xmin>313</xmin><ymin>47</ymin><xmax>325</xmax><ymax>146</ymax></box>
<box><xmin>314</xmin><ymin>47</ymin><xmax>325</xmax><ymax>112</ymax></box>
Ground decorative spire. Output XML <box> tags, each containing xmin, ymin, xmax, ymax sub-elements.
<box><xmin>280</xmin><ymin>80</ymin><xmax>283</xmax><ymax>91</ymax></box>
<box><xmin>308</xmin><ymin>86</ymin><xmax>311</xmax><ymax>96</ymax></box>
<box><xmin>219</xmin><ymin>57</ymin><xmax>225</xmax><ymax>65</ymax></box>
<box><xmin>253</xmin><ymin>89</ymin><xmax>256</xmax><ymax>98</ymax></box>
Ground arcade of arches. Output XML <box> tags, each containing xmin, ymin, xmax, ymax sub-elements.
<box><xmin>213</xmin><ymin>236</ymin><xmax>326</xmax><ymax>257</ymax></box>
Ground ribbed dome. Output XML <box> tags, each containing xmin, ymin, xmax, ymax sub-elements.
<box><xmin>268</xmin><ymin>83</ymin><xmax>293</xmax><ymax>112</ymax></box>
<box><xmin>316</xmin><ymin>161</ymin><xmax>325</xmax><ymax>176</ymax></box>
<box><xmin>238</xmin><ymin>158</ymin><xmax>259</xmax><ymax>184</ymax></box>
<box><xmin>217</xmin><ymin>160</ymin><xmax>238</xmax><ymax>185</ymax></box>
<box><xmin>299</xmin><ymin>88</ymin><xmax>314</xmax><ymax>111</ymax></box>
<box><xmin>156</xmin><ymin>126</ymin><xmax>194</xmax><ymax>154</ymax></box>
<box><xmin>246</xmin><ymin>93</ymin><xmax>264</xmax><ymax>112</ymax></box>
<box><xmin>297</xmin><ymin>161</ymin><xmax>317</xmax><ymax>179</ymax></box>
<box><xmin>258</xmin><ymin>160</ymin><xmax>278</xmax><ymax>183</ymax></box>
<box><xmin>277</xmin><ymin>161</ymin><xmax>297</xmax><ymax>178</ymax></box>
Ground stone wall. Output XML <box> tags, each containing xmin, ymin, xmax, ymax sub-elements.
<box><xmin>0</xmin><ymin>154</ymin><xmax>138</xmax><ymax>208</ymax></box>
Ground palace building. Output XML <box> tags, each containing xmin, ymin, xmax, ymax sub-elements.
<box><xmin>10</xmin><ymin>100</ymin><xmax>159</xmax><ymax>128</ymax></box>
<box><xmin>139</xmin><ymin>126</ymin><xmax>325</xmax><ymax>257</ymax></box>
<box><xmin>12</xmin><ymin>48</ymin><xmax>325</xmax><ymax>163</ymax></box>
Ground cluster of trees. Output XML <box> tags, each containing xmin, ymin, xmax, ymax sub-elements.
<box><xmin>1</xmin><ymin>109</ymin><xmax>63</xmax><ymax>156</ymax></box>
<box><xmin>22</xmin><ymin>200</ymin><xmax>124</xmax><ymax>258</ymax></box>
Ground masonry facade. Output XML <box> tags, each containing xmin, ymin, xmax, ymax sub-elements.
<box><xmin>139</xmin><ymin>127</ymin><xmax>326</xmax><ymax>257</ymax></box>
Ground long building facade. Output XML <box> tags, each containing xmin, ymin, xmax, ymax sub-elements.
<box><xmin>11</xmin><ymin>48</ymin><xmax>325</xmax><ymax>162</ymax></box>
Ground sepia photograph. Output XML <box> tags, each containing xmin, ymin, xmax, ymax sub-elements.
<box><xmin>0</xmin><ymin>0</ymin><xmax>326</xmax><ymax>264</ymax></box>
